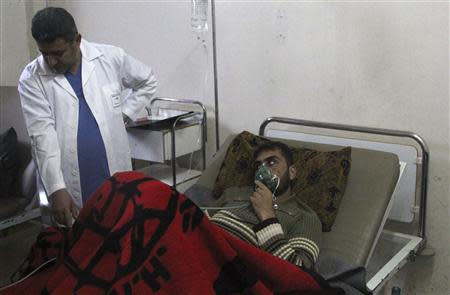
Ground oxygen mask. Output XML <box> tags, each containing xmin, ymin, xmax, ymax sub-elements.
<box><xmin>254</xmin><ymin>163</ymin><xmax>279</xmax><ymax>194</ymax></box>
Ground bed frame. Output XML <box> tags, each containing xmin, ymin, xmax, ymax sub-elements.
<box><xmin>192</xmin><ymin>116</ymin><xmax>428</xmax><ymax>293</ymax></box>
<box><xmin>259</xmin><ymin>117</ymin><xmax>428</xmax><ymax>293</ymax></box>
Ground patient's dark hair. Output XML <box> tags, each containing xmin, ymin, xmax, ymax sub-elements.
<box><xmin>31</xmin><ymin>7</ymin><xmax>78</xmax><ymax>43</ymax></box>
<box><xmin>254</xmin><ymin>141</ymin><xmax>294</xmax><ymax>166</ymax></box>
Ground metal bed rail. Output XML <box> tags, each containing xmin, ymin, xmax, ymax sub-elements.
<box><xmin>259</xmin><ymin>117</ymin><xmax>429</xmax><ymax>244</ymax></box>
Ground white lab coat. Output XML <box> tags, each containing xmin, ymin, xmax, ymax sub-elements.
<box><xmin>18</xmin><ymin>39</ymin><xmax>157</xmax><ymax>208</ymax></box>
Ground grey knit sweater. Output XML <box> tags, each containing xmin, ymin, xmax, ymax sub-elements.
<box><xmin>210</xmin><ymin>186</ymin><xmax>322</xmax><ymax>269</ymax></box>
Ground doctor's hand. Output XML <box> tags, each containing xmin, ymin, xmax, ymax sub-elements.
<box><xmin>50</xmin><ymin>189</ymin><xmax>79</xmax><ymax>227</ymax></box>
<box><xmin>250</xmin><ymin>180</ymin><xmax>276</xmax><ymax>222</ymax></box>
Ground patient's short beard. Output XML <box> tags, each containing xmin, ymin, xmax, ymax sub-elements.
<box><xmin>274</xmin><ymin>171</ymin><xmax>290</xmax><ymax>197</ymax></box>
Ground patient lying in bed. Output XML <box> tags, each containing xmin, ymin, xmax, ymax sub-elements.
<box><xmin>209</xmin><ymin>141</ymin><xmax>322</xmax><ymax>269</ymax></box>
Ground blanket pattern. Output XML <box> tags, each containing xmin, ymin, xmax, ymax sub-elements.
<box><xmin>2</xmin><ymin>172</ymin><xmax>339</xmax><ymax>295</ymax></box>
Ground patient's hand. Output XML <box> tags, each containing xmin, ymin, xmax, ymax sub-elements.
<box><xmin>251</xmin><ymin>181</ymin><xmax>276</xmax><ymax>221</ymax></box>
<box><xmin>50</xmin><ymin>189</ymin><xmax>79</xmax><ymax>227</ymax></box>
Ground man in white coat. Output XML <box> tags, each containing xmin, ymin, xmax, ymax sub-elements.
<box><xmin>18</xmin><ymin>7</ymin><xmax>157</xmax><ymax>226</ymax></box>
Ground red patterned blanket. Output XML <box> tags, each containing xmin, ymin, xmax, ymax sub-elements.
<box><xmin>2</xmin><ymin>172</ymin><xmax>341</xmax><ymax>295</ymax></box>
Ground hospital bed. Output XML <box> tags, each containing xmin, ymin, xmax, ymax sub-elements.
<box><xmin>187</xmin><ymin>116</ymin><xmax>428</xmax><ymax>294</ymax></box>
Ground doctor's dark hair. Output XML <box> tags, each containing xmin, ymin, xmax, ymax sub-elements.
<box><xmin>253</xmin><ymin>141</ymin><xmax>294</xmax><ymax>167</ymax></box>
<box><xmin>31</xmin><ymin>7</ymin><xmax>78</xmax><ymax>43</ymax></box>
